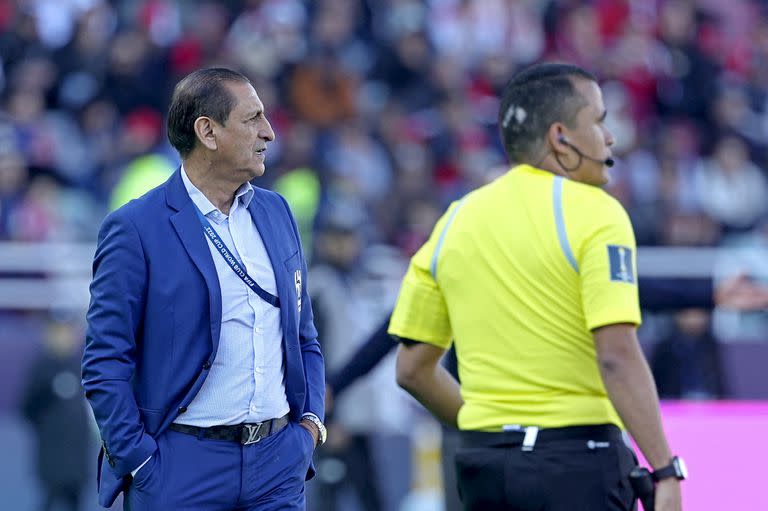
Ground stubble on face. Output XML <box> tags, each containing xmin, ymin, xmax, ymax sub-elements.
<box><xmin>218</xmin><ymin>81</ymin><xmax>273</xmax><ymax>183</ymax></box>
<box><xmin>569</xmin><ymin>79</ymin><xmax>612</xmax><ymax>187</ymax></box>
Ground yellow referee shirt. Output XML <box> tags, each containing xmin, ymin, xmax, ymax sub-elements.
<box><xmin>389</xmin><ymin>164</ymin><xmax>641</xmax><ymax>431</ymax></box>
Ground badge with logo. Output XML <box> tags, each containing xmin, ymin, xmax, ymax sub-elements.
<box><xmin>608</xmin><ymin>245</ymin><xmax>635</xmax><ymax>283</ymax></box>
<box><xmin>294</xmin><ymin>270</ymin><xmax>302</xmax><ymax>312</ymax></box>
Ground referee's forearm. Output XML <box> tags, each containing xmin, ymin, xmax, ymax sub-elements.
<box><xmin>398</xmin><ymin>365</ymin><xmax>463</xmax><ymax>428</ymax></box>
<box><xmin>597</xmin><ymin>338</ymin><xmax>673</xmax><ymax>468</ymax></box>
<box><xmin>395</xmin><ymin>342</ymin><xmax>463</xmax><ymax>428</ymax></box>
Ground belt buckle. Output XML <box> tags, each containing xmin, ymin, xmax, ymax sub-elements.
<box><xmin>242</xmin><ymin>423</ymin><xmax>264</xmax><ymax>445</ymax></box>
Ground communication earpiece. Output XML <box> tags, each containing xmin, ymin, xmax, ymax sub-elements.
<box><xmin>555</xmin><ymin>135</ymin><xmax>614</xmax><ymax>168</ymax></box>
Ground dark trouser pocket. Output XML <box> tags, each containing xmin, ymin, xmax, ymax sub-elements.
<box><xmin>454</xmin><ymin>447</ymin><xmax>509</xmax><ymax>511</ymax></box>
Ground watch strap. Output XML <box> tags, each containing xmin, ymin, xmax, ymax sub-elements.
<box><xmin>651</xmin><ymin>457</ymin><xmax>685</xmax><ymax>482</ymax></box>
<box><xmin>651</xmin><ymin>464</ymin><xmax>677</xmax><ymax>482</ymax></box>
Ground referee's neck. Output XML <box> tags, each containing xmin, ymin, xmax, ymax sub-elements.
<box><xmin>523</xmin><ymin>156</ymin><xmax>568</xmax><ymax>179</ymax></box>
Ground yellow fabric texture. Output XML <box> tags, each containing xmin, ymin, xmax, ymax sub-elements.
<box><xmin>389</xmin><ymin>164</ymin><xmax>641</xmax><ymax>430</ymax></box>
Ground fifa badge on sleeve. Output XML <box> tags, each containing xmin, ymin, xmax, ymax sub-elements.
<box><xmin>607</xmin><ymin>245</ymin><xmax>635</xmax><ymax>284</ymax></box>
<box><xmin>294</xmin><ymin>270</ymin><xmax>302</xmax><ymax>312</ymax></box>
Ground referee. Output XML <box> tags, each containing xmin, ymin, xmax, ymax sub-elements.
<box><xmin>389</xmin><ymin>63</ymin><xmax>684</xmax><ymax>511</ymax></box>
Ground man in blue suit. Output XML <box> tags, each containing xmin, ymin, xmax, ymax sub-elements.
<box><xmin>82</xmin><ymin>68</ymin><xmax>326</xmax><ymax>510</ymax></box>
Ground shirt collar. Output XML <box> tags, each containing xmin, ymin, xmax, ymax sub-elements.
<box><xmin>513</xmin><ymin>163</ymin><xmax>549</xmax><ymax>176</ymax></box>
<box><xmin>180</xmin><ymin>165</ymin><xmax>255</xmax><ymax>217</ymax></box>
<box><xmin>235</xmin><ymin>181</ymin><xmax>255</xmax><ymax>209</ymax></box>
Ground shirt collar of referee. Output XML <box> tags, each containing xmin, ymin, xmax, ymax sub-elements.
<box><xmin>514</xmin><ymin>163</ymin><xmax>549</xmax><ymax>176</ymax></box>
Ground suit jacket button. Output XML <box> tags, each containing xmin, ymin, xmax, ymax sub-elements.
<box><xmin>178</xmin><ymin>406</ymin><xmax>187</xmax><ymax>414</ymax></box>
<box><xmin>202</xmin><ymin>361</ymin><xmax>211</xmax><ymax>370</ymax></box>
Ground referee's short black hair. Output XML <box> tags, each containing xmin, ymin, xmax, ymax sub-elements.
<box><xmin>167</xmin><ymin>67</ymin><xmax>251</xmax><ymax>158</ymax></box>
<box><xmin>498</xmin><ymin>63</ymin><xmax>597</xmax><ymax>164</ymax></box>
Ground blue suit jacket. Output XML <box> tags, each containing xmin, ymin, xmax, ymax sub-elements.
<box><xmin>82</xmin><ymin>168</ymin><xmax>325</xmax><ymax>507</ymax></box>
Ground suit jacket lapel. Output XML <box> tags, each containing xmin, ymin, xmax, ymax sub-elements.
<box><xmin>166</xmin><ymin>169</ymin><xmax>223</xmax><ymax>354</ymax></box>
<box><xmin>247</xmin><ymin>194</ymin><xmax>286</xmax><ymax>307</ymax></box>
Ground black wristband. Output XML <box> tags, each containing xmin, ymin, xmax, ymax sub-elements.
<box><xmin>651</xmin><ymin>456</ymin><xmax>687</xmax><ymax>482</ymax></box>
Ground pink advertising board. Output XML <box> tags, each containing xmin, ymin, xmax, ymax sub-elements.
<box><xmin>634</xmin><ymin>401</ymin><xmax>768</xmax><ymax>510</ymax></box>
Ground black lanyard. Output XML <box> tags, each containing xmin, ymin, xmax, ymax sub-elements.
<box><xmin>194</xmin><ymin>206</ymin><xmax>280</xmax><ymax>308</ymax></box>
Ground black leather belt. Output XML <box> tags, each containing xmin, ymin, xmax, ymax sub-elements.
<box><xmin>169</xmin><ymin>414</ymin><xmax>290</xmax><ymax>445</ymax></box>
<box><xmin>459</xmin><ymin>423</ymin><xmax>623</xmax><ymax>448</ymax></box>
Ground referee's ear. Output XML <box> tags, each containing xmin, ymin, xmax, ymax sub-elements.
<box><xmin>548</xmin><ymin>122</ymin><xmax>571</xmax><ymax>156</ymax></box>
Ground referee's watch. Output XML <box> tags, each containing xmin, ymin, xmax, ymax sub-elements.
<box><xmin>301</xmin><ymin>413</ymin><xmax>327</xmax><ymax>446</ymax></box>
<box><xmin>651</xmin><ymin>456</ymin><xmax>688</xmax><ymax>482</ymax></box>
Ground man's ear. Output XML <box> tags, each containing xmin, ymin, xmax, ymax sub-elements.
<box><xmin>194</xmin><ymin>116</ymin><xmax>217</xmax><ymax>151</ymax></box>
<box><xmin>548</xmin><ymin>123</ymin><xmax>569</xmax><ymax>155</ymax></box>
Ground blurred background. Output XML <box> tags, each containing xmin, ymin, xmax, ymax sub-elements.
<box><xmin>1</xmin><ymin>0</ymin><xmax>767</xmax><ymax>509</ymax></box>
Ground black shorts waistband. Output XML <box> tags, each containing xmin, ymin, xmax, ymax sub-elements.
<box><xmin>169</xmin><ymin>414</ymin><xmax>289</xmax><ymax>445</ymax></box>
<box><xmin>459</xmin><ymin>423</ymin><xmax>623</xmax><ymax>448</ymax></box>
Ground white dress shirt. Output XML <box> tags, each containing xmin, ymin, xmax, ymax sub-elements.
<box><xmin>175</xmin><ymin>166</ymin><xmax>290</xmax><ymax>426</ymax></box>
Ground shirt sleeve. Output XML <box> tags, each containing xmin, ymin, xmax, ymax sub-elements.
<box><xmin>388</xmin><ymin>203</ymin><xmax>458</xmax><ymax>348</ymax></box>
<box><xmin>578</xmin><ymin>196</ymin><xmax>642</xmax><ymax>330</ymax></box>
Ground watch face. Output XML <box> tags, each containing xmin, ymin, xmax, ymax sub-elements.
<box><xmin>673</xmin><ymin>457</ymin><xmax>688</xmax><ymax>479</ymax></box>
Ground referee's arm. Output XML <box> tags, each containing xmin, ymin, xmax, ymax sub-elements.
<box><xmin>594</xmin><ymin>324</ymin><xmax>673</xmax><ymax>469</ymax></box>
<box><xmin>594</xmin><ymin>323</ymin><xmax>682</xmax><ymax>509</ymax></box>
<box><xmin>580</xmin><ymin>197</ymin><xmax>681</xmax><ymax>509</ymax></box>
<box><xmin>395</xmin><ymin>338</ymin><xmax>463</xmax><ymax>428</ymax></box>
<box><xmin>390</xmin><ymin>201</ymin><xmax>462</xmax><ymax>427</ymax></box>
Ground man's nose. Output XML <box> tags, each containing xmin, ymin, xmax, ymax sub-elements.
<box><xmin>605</xmin><ymin>128</ymin><xmax>615</xmax><ymax>147</ymax></box>
<box><xmin>261</xmin><ymin>120</ymin><xmax>275</xmax><ymax>142</ymax></box>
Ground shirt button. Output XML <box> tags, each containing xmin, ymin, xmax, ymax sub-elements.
<box><xmin>178</xmin><ymin>406</ymin><xmax>187</xmax><ymax>414</ymax></box>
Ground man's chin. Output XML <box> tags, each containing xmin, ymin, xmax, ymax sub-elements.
<box><xmin>596</xmin><ymin>169</ymin><xmax>612</xmax><ymax>187</ymax></box>
<box><xmin>249</xmin><ymin>164</ymin><xmax>266</xmax><ymax>178</ymax></box>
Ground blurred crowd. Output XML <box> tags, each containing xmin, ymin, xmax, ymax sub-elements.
<box><xmin>4</xmin><ymin>1</ymin><xmax>768</xmax><ymax>509</ymax></box>
<box><xmin>3</xmin><ymin>0</ymin><xmax>768</xmax><ymax>250</ymax></box>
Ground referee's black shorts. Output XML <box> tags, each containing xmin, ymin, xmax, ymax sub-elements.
<box><xmin>454</xmin><ymin>424</ymin><xmax>637</xmax><ymax>511</ymax></box>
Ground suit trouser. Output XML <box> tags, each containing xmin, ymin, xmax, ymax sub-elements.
<box><xmin>454</xmin><ymin>424</ymin><xmax>637</xmax><ymax>511</ymax></box>
<box><xmin>125</xmin><ymin>421</ymin><xmax>315</xmax><ymax>511</ymax></box>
